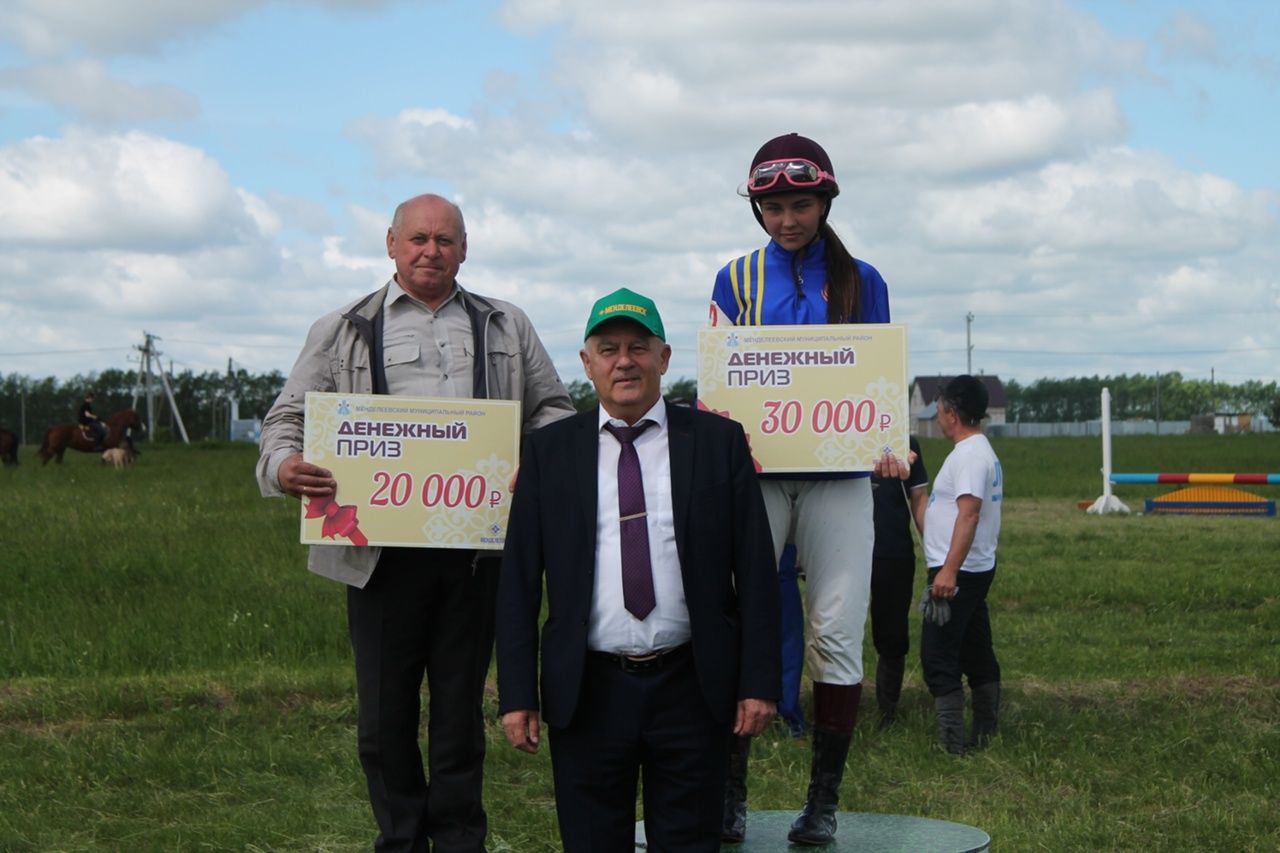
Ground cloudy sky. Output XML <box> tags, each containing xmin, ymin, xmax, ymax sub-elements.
<box><xmin>1</xmin><ymin>0</ymin><xmax>1277</xmax><ymax>393</ymax></box>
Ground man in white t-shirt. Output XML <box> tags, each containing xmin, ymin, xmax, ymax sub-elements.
<box><xmin>922</xmin><ymin>375</ymin><xmax>1003</xmax><ymax>754</ymax></box>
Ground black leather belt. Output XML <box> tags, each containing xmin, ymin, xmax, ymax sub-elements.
<box><xmin>589</xmin><ymin>643</ymin><xmax>691</xmax><ymax>674</ymax></box>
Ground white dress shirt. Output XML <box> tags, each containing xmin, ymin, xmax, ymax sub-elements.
<box><xmin>588</xmin><ymin>397</ymin><xmax>691</xmax><ymax>655</ymax></box>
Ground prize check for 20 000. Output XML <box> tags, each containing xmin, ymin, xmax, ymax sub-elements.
<box><xmin>299</xmin><ymin>392</ymin><xmax>521</xmax><ymax>549</ymax></box>
<box><xmin>697</xmin><ymin>324</ymin><xmax>909</xmax><ymax>474</ymax></box>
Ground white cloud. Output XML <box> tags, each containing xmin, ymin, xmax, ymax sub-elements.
<box><xmin>0</xmin><ymin>61</ymin><xmax>199</xmax><ymax>123</ymax></box>
<box><xmin>507</xmin><ymin>0</ymin><xmax>1142</xmax><ymax>145</ymax></box>
<box><xmin>913</xmin><ymin>148</ymin><xmax>1276</xmax><ymax>256</ymax></box>
<box><xmin>0</xmin><ymin>0</ymin><xmax>403</xmax><ymax>56</ymax></box>
<box><xmin>0</xmin><ymin>130</ymin><xmax>261</xmax><ymax>250</ymax></box>
<box><xmin>875</xmin><ymin>92</ymin><xmax>1126</xmax><ymax>177</ymax></box>
<box><xmin>321</xmin><ymin>235</ymin><xmax>384</xmax><ymax>274</ymax></box>
<box><xmin>1137</xmin><ymin>263</ymin><xmax>1278</xmax><ymax>322</ymax></box>
<box><xmin>237</xmin><ymin>190</ymin><xmax>282</xmax><ymax>237</ymax></box>
<box><xmin>348</xmin><ymin>108</ymin><xmax>478</xmax><ymax>176</ymax></box>
<box><xmin>346</xmin><ymin>203</ymin><xmax>398</xmax><ymax>254</ymax></box>
<box><xmin>334</xmin><ymin>1</ymin><xmax>1278</xmax><ymax>384</ymax></box>
<box><xmin>261</xmin><ymin>192</ymin><xmax>335</xmax><ymax>235</ymax></box>
<box><xmin>0</xmin><ymin>0</ymin><xmax>260</xmax><ymax>57</ymax></box>
<box><xmin>480</xmin><ymin>0</ymin><xmax>1145</xmax><ymax>208</ymax></box>
<box><xmin>0</xmin><ymin>0</ymin><xmax>1276</xmax><ymax>388</ymax></box>
<box><xmin>0</xmin><ymin>126</ymin><xmax>385</xmax><ymax>380</ymax></box>
<box><xmin>1157</xmin><ymin>11</ymin><xmax>1220</xmax><ymax>64</ymax></box>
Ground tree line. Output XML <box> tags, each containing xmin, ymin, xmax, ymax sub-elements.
<box><xmin>0</xmin><ymin>368</ymin><xmax>287</xmax><ymax>444</ymax></box>
<box><xmin>1004</xmin><ymin>372</ymin><xmax>1280</xmax><ymax>424</ymax></box>
<box><xmin>0</xmin><ymin>369</ymin><xmax>700</xmax><ymax>445</ymax></box>
<box><xmin>1</xmin><ymin>369</ymin><xmax>1273</xmax><ymax>444</ymax></box>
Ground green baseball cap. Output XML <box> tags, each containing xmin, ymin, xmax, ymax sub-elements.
<box><xmin>583</xmin><ymin>287</ymin><xmax>666</xmax><ymax>341</ymax></box>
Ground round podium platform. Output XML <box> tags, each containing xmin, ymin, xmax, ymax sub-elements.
<box><xmin>635</xmin><ymin>811</ymin><xmax>990</xmax><ymax>851</ymax></box>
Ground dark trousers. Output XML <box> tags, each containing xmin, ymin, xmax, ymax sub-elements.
<box><xmin>921</xmin><ymin>566</ymin><xmax>1000</xmax><ymax>697</ymax></box>
<box><xmin>870</xmin><ymin>556</ymin><xmax>917</xmax><ymax>659</ymax></box>
<box><xmin>347</xmin><ymin>548</ymin><xmax>499</xmax><ymax>853</ymax></box>
<box><xmin>777</xmin><ymin>544</ymin><xmax>806</xmax><ymax>729</ymax></box>
<box><xmin>549</xmin><ymin>648</ymin><xmax>728</xmax><ymax>853</ymax></box>
<box><xmin>83</xmin><ymin>420</ymin><xmax>107</xmax><ymax>444</ymax></box>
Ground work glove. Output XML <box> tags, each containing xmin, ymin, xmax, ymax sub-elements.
<box><xmin>919</xmin><ymin>585</ymin><xmax>952</xmax><ymax>627</ymax></box>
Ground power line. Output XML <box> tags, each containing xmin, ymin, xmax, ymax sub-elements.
<box><xmin>0</xmin><ymin>346</ymin><xmax>131</xmax><ymax>356</ymax></box>
<box><xmin>155</xmin><ymin>337</ymin><xmax>300</xmax><ymax>350</ymax></box>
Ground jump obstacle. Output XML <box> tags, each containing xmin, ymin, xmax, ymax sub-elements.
<box><xmin>1086</xmin><ymin>388</ymin><xmax>1277</xmax><ymax>517</ymax></box>
<box><xmin>1110</xmin><ymin>473</ymin><xmax>1280</xmax><ymax>485</ymax></box>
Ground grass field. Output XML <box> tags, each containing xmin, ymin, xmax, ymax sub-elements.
<box><xmin>1</xmin><ymin>434</ymin><xmax>1278</xmax><ymax>851</ymax></box>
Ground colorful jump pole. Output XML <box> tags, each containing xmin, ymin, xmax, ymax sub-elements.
<box><xmin>1111</xmin><ymin>473</ymin><xmax>1280</xmax><ymax>485</ymax></box>
<box><xmin>1087</xmin><ymin>387</ymin><xmax>1130</xmax><ymax>514</ymax></box>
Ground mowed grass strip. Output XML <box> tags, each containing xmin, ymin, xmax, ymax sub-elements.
<box><xmin>1</xmin><ymin>438</ymin><xmax>1277</xmax><ymax>850</ymax></box>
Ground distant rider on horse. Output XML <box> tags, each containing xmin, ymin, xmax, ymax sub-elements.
<box><xmin>78</xmin><ymin>391</ymin><xmax>108</xmax><ymax>449</ymax></box>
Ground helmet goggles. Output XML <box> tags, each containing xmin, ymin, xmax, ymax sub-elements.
<box><xmin>747</xmin><ymin>158</ymin><xmax>835</xmax><ymax>194</ymax></box>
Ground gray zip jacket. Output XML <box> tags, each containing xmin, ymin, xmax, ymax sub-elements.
<box><xmin>256</xmin><ymin>280</ymin><xmax>575</xmax><ymax>587</ymax></box>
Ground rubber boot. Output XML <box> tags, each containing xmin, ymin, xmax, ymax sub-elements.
<box><xmin>935</xmin><ymin>689</ymin><xmax>966</xmax><ymax>755</ymax></box>
<box><xmin>876</xmin><ymin>655</ymin><xmax>905</xmax><ymax>728</ymax></box>
<box><xmin>967</xmin><ymin>681</ymin><xmax>1001</xmax><ymax>750</ymax></box>
<box><xmin>721</xmin><ymin>735</ymin><xmax>751</xmax><ymax>843</ymax></box>
<box><xmin>787</xmin><ymin>683</ymin><xmax>860</xmax><ymax>846</ymax></box>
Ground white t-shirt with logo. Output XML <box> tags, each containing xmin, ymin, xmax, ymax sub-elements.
<box><xmin>923</xmin><ymin>433</ymin><xmax>1003</xmax><ymax>573</ymax></box>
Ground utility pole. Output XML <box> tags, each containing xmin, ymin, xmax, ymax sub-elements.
<box><xmin>133</xmin><ymin>331</ymin><xmax>190</xmax><ymax>444</ymax></box>
<box><xmin>135</xmin><ymin>332</ymin><xmax>157</xmax><ymax>438</ymax></box>
<box><xmin>157</xmin><ymin>356</ymin><xmax>190</xmax><ymax>443</ymax></box>
<box><xmin>965</xmin><ymin>312</ymin><xmax>974</xmax><ymax>374</ymax></box>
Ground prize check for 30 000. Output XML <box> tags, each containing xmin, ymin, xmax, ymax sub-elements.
<box><xmin>299</xmin><ymin>392</ymin><xmax>521</xmax><ymax>550</ymax></box>
<box><xmin>697</xmin><ymin>324</ymin><xmax>909</xmax><ymax>474</ymax></box>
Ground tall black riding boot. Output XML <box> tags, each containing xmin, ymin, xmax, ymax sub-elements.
<box><xmin>967</xmin><ymin>681</ymin><xmax>1001</xmax><ymax>750</ymax></box>
<box><xmin>935</xmin><ymin>688</ymin><xmax>966</xmax><ymax>755</ymax></box>
<box><xmin>876</xmin><ymin>655</ymin><xmax>906</xmax><ymax>728</ymax></box>
<box><xmin>721</xmin><ymin>734</ymin><xmax>751</xmax><ymax>843</ymax></box>
<box><xmin>788</xmin><ymin>682</ymin><xmax>860</xmax><ymax>846</ymax></box>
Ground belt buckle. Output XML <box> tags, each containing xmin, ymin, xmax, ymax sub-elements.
<box><xmin>620</xmin><ymin>652</ymin><xmax>659</xmax><ymax>674</ymax></box>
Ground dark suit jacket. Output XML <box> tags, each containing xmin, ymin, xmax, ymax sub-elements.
<box><xmin>496</xmin><ymin>403</ymin><xmax>780</xmax><ymax>729</ymax></box>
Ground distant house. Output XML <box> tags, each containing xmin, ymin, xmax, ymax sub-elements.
<box><xmin>911</xmin><ymin>375</ymin><xmax>1008</xmax><ymax>437</ymax></box>
<box><xmin>1191</xmin><ymin>412</ymin><xmax>1254</xmax><ymax>435</ymax></box>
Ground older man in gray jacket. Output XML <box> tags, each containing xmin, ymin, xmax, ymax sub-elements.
<box><xmin>257</xmin><ymin>193</ymin><xmax>573</xmax><ymax>853</ymax></box>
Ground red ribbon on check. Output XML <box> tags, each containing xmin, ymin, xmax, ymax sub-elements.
<box><xmin>305</xmin><ymin>494</ymin><xmax>370</xmax><ymax>546</ymax></box>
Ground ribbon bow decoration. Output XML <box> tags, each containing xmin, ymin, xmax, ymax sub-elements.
<box><xmin>305</xmin><ymin>493</ymin><xmax>369</xmax><ymax>546</ymax></box>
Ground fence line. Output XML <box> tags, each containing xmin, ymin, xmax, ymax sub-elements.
<box><xmin>986</xmin><ymin>420</ymin><xmax>1193</xmax><ymax>439</ymax></box>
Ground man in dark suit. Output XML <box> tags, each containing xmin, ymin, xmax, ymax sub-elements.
<box><xmin>497</xmin><ymin>288</ymin><xmax>780</xmax><ymax>852</ymax></box>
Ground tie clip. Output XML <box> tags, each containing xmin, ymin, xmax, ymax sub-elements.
<box><xmin>619</xmin><ymin>512</ymin><xmax>648</xmax><ymax>522</ymax></box>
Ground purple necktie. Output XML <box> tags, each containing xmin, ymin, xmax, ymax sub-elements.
<box><xmin>604</xmin><ymin>420</ymin><xmax>656</xmax><ymax>620</ymax></box>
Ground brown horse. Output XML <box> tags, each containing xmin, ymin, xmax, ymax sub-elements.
<box><xmin>0</xmin><ymin>428</ymin><xmax>17</xmax><ymax>466</ymax></box>
<box><xmin>39</xmin><ymin>409</ymin><xmax>146</xmax><ymax>465</ymax></box>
